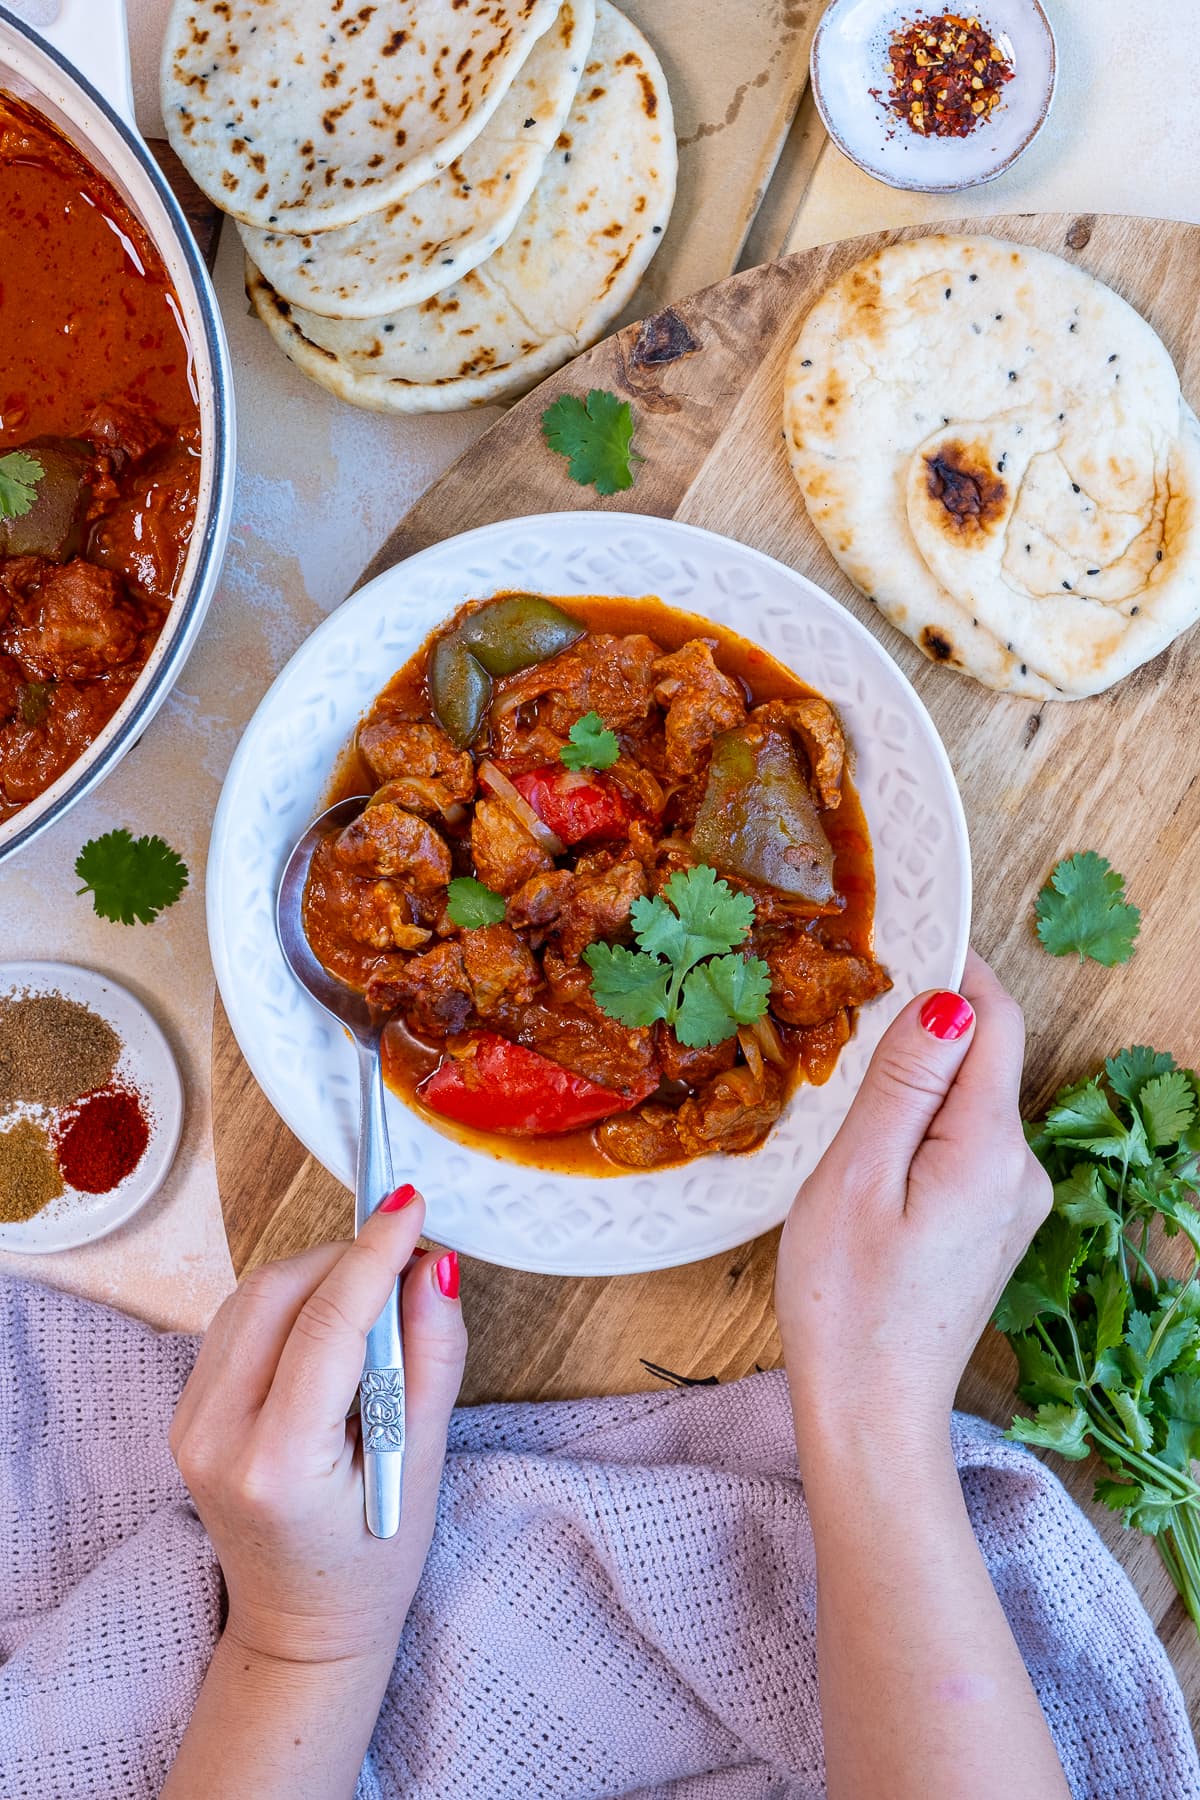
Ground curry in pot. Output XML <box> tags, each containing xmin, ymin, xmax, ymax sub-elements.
<box><xmin>0</xmin><ymin>93</ymin><xmax>201</xmax><ymax>823</ymax></box>
<box><xmin>303</xmin><ymin>593</ymin><xmax>891</xmax><ymax>1172</ymax></box>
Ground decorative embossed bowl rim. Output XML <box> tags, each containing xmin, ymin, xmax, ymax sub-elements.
<box><xmin>208</xmin><ymin>513</ymin><xmax>971</xmax><ymax>1275</ymax></box>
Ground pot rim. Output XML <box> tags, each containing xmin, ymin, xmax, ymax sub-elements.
<box><xmin>0</xmin><ymin>2</ymin><xmax>236</xmax><ymax>864</ymax></box>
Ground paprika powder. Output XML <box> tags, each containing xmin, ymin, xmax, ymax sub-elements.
<box><xmin>54</xmin><ymin>1086</ymin><xmax>150</xmax><ymax>1194</ymax></box>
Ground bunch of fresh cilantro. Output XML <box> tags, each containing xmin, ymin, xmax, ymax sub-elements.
<box><xmin>997</xmin><ymin>1047</ymin><xmax>1200</xmax><ymax>1626</ymax></box>
<box><xmin>584</xmin><ymin>864</ymin><xmax>770</xmax><ymax>1049</ymax></box>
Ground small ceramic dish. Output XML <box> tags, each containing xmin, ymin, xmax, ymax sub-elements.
<box><xmin>0</xmin><ymin>962</ymin><xmax>183</xmax><ymax>1252</ymax></box>
<box><xmin>811</xmin><ymin>0</ymin><xmax>1057</xmax><ymax>192</ymax></box>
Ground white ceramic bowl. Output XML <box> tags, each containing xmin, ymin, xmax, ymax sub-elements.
<box><xmin>0</xmin><ymin>961</ymin><xmax>183</xmax><ymax>1252</ymax></box>
<box><xmin>208</xmin><ymin>512</ymin><xmax>972</xmax><ymax>1276</ymax></box>
<box><xmin>811</xmin><ymin>0</ymin><xmax>1056</xmax><ymax>192</ymax></box>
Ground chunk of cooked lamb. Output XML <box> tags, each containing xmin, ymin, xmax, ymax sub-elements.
<box><xmin>656</xmin><ymin>1027</ymin><xmax>738</xmax><ymax>1087</ymax></box>
<box><xmin>490</xmin><ymin>633</ymin><xmax>658</xmax><ymax>745</ymax></box>
<box><xmin>459</xmin><ymin>923</ymin><xmax>541</xmax><ymax>1016</ymax></box>
<box><xmin>765</xmin><ymin>932</ymin><xmax>891</xmax><ymax>1028</ymax></box>
<box><xmin>0</xmin><ymin>556</ymin><xmax>141</xmax><ymax>681</ymax></box>
<box><xmin>366</xmin><ymin>924</ymin><xmax>539</xmax><ymax>1036</ymax></box>
<box><xmin>470</xmin><ymin>797</ymin><xmax>554</xmax><ymax>894</ymax></box>
<box><xmin>492</xmin><ymin>999</ymin><xmax>657</xmax><ymax>1095</ymax></box>
<box><xmin>358</xmin><ymin>716</ymin><xmax>475</xmax><ymax>816</ymax></box>
<box><xmin>555</xmin><ymin>856</ymin><xmax>648</xmax><ymax>962</ymax></box>
<box><xmin>505</xmin><ymin>868</ymin><xmax>576</xmax><ymax>930</ymax></box>
<box><xmin>598</xmin><ymin>1104</ymin><xmax>683</xmax><ymax>1168</ymax></box>
<box><xmin>651</xmin><ymin>640</ymin><xmax>746</xmax><ymax>779</ymax></box>
<box><xmin>334</xmin><ymin>803</ymin><xmax>451</xmax><ymax>892</ymax></box>
<box><xmin>676</xmin><ymin>1064</ymin><xmax>785</xmax><ymax>1156</ymax></box>
<box><xmin>308</xmin><ymin>841</ymin><xmax>431</xmax><ymax>951</ymax></box>
<box><xmin>751</xmin><ymin>697</ymin><xmax>845</xmax><ymax>810</ymax></box>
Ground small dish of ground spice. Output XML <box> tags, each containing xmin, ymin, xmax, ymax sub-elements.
<box><xmin>811</xmin><ymin>0</ymin><xmax>1055</xmax><ymax>192</ymax></box>
<box><xmin>0</xmin><ymin>962</ymin><xmax>183</xmax><ymax>1253</ymax></box>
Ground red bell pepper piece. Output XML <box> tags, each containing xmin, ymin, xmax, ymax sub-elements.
<box><xmin>511</xmin><ymin>765</ymin><xmax>634</xmax><ymax>845</ymax></box>
<box><xmin>419</xmin><ymin>1032</ymin><xmax>653</xmax><ymax>1135</ymax></box>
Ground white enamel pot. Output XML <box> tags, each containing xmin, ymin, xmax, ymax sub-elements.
<box><xmin>0</xmin><ymin>0</ymin><xmax>235</xmax><ymax>861</ymax></box>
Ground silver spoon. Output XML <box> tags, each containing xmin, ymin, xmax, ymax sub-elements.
<box><xmin>276</xmin><ymin>796</ymin><xmax>405</xmax><ymax>1539</ymax></box>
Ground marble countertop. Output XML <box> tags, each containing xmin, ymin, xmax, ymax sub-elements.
<box><xmin>2</xmin><ymin>0</ymin><xmax>1196</xmax><ymax>1330</ymax></box>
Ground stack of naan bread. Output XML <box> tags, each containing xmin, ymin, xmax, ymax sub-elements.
<box><xmin>785</xmin><ymin>236</ymin><xmax>1200</xmax><ymax>699</ymax></box>
<box><xmin>161</xmin><ymin>0</ymin><xmax>675</xmax><ymax>410</ymax></box>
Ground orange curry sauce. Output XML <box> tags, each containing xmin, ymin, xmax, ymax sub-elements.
<box><xmin>309</xmin><ymin>595</ymin><xmax>878</xmax><ymax>1177</ymax></box>
<box><xmin>0</xmin><ymin>92</ymin><xmax>201</xmax><ymax>822</ymax></box>
<box><xmin>0</xmin><ymin>95</ymin><xmax>195</xmax><ymax>444</ymax></box>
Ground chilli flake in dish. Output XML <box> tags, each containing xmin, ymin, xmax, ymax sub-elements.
<box><xmin>301</xmin><ymin>592</ymin><xmax>891</xmax><ymax>1173</ymax></box>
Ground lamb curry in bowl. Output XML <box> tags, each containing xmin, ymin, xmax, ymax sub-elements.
<box><xmin>302</xmin><ymin>592</ymin><xmax>891</xmax><ymax>1172</ymax></box>
<box><xmin>0</xmin><ymin>92</ymin><xmax>200</xmax><ymax>824</ymax></box>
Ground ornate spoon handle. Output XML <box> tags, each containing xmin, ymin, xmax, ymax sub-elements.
<box><xmin>356</xmin><ymin>1035</ymin><xmax>404</xmax><ymax>1537</ymax></box>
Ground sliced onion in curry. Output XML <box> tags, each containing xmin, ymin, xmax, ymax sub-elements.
<box><xmin>741</xmin><ymin>1014</ymin><xmax>786</xmax><ymax>1071</ymax></box>
<box><xmin>478</xmin><ymin>759</ymin><xmax>566</xmax><ymax>856</ymax></box>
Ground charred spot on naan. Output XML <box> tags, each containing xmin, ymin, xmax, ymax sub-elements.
<box><xmin>923</xmin><ymin>440</ymin><xmax>1008</xmax><ymax>539</ymax></box>
<box><xmin>919</xmin><ymin>625</ymin><xmax>961</xmax><ymax>665</ymax></box>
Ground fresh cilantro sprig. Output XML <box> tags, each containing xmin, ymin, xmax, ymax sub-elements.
<box><xmin>75</xmin><ymin>829</ymin><xmax>188</xmax><ymax>925</ymax></box>
<box><xmin>0</xmin><ymin>451</ymin><xmax>43</xmax><ymax>520</ymax></box>
<box><xmin>540</xmin><ymin>389</ymin><xmax>642</xmax><ymax>496</ymax></box>
<box><xmin>584</xmin><ymin>863</ymin><xmax>770</xmax><ymax>1049</ymax></box>
<box><xmin>1035</xmin><ymin>851</ymin><xmax>1140</xmax><ymax>966</ymax></box>
<box><xmin>560</xmin><ymin>710</ymin><xmax>619</xmax><ymax>772</ymax></box>
<box><xmin>446</xmin><ymin>875</ymin><xmax>506</xmax><ymax>929</ymax></box>
<box><xmin>996</xmin><ymin>1048</ymin><xmax>1200</xmax><ymax>1632</ymax></box>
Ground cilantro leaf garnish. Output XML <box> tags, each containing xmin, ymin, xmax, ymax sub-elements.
<box><xmin>584</xmin><ymin>863</ymin><xmax>769</xmax><ymax>1049</ymax></box>
<box><xmin>560</xmin><ymin>710</ymin><xmax>620</xmax><ymax>772</ymax></box>
<box><xmin>580</xmin><ymin>942</ymin><xmax>671</xmax><ymax>1028</ymax></box>
<box><xmin>1034</xmin><ymin>851</ymin><xmax>1140</xmax><ymax>965</ymax></box>
<box><xmin>0</xmin><ymin>450</ymin><xmax>44</xmax><ymax>520</ymax></box>
<box><xmin>446</xmin><ymin>875</ymin><xmax>507</xmax><ymax>930</ymax></box>
<box><xmin>996</xmin><ymin>1048</ymin><xmax>1200</xmax><ymax>1636</ymax></box>
<box><xmin>540</xmin><ymin>389</ymin><xmax>643</xmax><ymax>496</ymax></box>
<box><xmin>675</xmin><ymin>952</ymin><xmax>773</xmax><ymax>1050</ymax></box>
<box><xmin>75</xmin><ymin>829</ymin><xmax>188</xmax><ymax>925</ymax></box>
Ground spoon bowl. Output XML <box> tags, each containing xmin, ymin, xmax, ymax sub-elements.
<box><xmin>276</xmin><ymin>795</ymin><xmax>375</xmax><ymax>1041</ymax></box>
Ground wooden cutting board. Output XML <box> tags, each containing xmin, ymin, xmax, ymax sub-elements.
<box><xmin>214</xmin><ymin>212</ymin><xmax>1200</xmax><ymax>1715</ymax></box>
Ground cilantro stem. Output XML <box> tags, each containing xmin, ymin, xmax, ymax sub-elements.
<box><xmin>1123</xmin><ymin>1231</ymin><xmax>1160</xmax><ymax>1290</ymax></box>
<box><xmin>1034</xmin><ymin>1317</ymin><xmax>1078</xmax><ymax>1381</ymax></box>
<box><xmin>1138</xmin><ymin>1256</ymin><xmax>1200</xmax><ymax>1403</ymax></box>
<box><xmin>1086</xmin><ymin>1410</ymin><xmax>1200</xmax><ymax>1502</ymax></box>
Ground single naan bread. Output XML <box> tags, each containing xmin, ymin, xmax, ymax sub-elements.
<box><xmin>244</xmin><ymin>0</ymin><xmax>675</xmax><ymax>412</ymax></box>
<box><xmin>785</xmin><ymin>236</ymin><xmax>1200</xmax><ymax>699</ymax></box>
<box><xmin>239</xmin><ymin>0</ymin><xmax>595</xmax><ymax>318</ymax></box>
<box><xmin>161</xmin><ymin>0</ymin><xmax>561</xmax><ymax>233</ymax></box>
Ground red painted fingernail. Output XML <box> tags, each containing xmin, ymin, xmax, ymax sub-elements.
<box><xmin>410</xmin><ymin>1246</ymin><xmax>428</xmax><ymax>1259</ymax></box>
<box><xmin>379</xmin><ymin>1183</ymin><xmax>416</xmax><ymax>1212</ymax></box>
<box><xmin>436</xmin><ymin>1252</ymin><xmax>460</xmax><ymax>1300</ymax></box>
<box><xmin>919</xmin><ymin>991</ymin><xmax>975</xmax><ymax>1041</ymax></box>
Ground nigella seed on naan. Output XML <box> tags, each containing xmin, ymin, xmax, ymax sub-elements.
<box><xmin>243</xmin><ymin>1</ymin><xmax>676</xmax><ymax>413</ymax></box>
<box><xmin>238</xmin><ymin>0</ymin><xmax>596</xmax><ymax>318</ymax></box>
<box><xmin>784</xmin><ymin>236</ymin><xmax>1200</xmax><ymax>700</ymax></box>
<box><xmin>161</xmin><ymin>0</ymin><xmax>562</xmax><ymax>233</ymax></box>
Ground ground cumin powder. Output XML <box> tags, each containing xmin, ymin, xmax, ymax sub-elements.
<box><xmin>0</xmin><ymin>993</ymin><xmax>120</xmax><ymax>1111</ymax></box>
<box><xmin>0</xmin><ymin>1117</ymin><xmax>64</xmax><ymax>1221</ymax></box>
